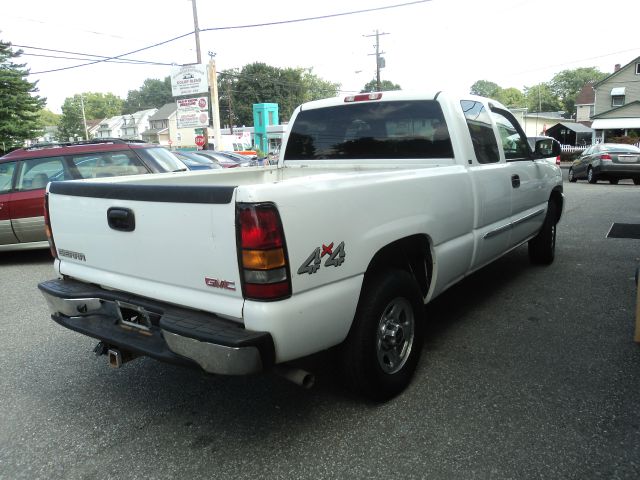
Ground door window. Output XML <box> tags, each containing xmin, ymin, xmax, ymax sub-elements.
<box><xmin>460</xmin><ymin>100</ymin><xmax>500</xmax><ymax>164</ymax></box>
<box><xmin>490</xmin><ymin>109</ymin><xmax>530</xmax><ymax>161</ymax></box>
<box><xmin>16</xmin><ymin>157</ymin><xmax>69</xmax><ymax>191</ymax></box>
<box><xmin>0</xmin><ymin>162</ymin><xmax>16</xmax><ymax>193</ymax></box>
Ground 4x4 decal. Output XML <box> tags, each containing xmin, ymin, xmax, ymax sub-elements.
<box><xmin>297</xmin><ymin>241</ymin><xmax>346</xmax><ymax>275</ymax></box>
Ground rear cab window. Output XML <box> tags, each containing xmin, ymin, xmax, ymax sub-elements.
<box><xmin>284</xmin><ymin>100</ymin><xmax>454</xmax><ymax>160</ymax></box>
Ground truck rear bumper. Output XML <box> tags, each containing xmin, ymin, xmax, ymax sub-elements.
<box><xmin>38</xmin><ymin>278</ymin><xmax>274</xmax><ymax>375</ymax></box>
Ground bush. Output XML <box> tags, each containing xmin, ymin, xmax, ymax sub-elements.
<box><xmin>608</xmin><ymin>136</ymin><xmax>639</xmax><ymax>145</ymax></box>
<box><xmin>560</xmin><ymin>150</ymin><xmax>583</xmax><ymax>162</ymax></box>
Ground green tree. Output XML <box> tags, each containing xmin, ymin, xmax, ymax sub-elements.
<box><xmin>549</xmin><ymin>67</ymin><xmax>607</xmax><ymax>116</ymax></box>
<box><xmin>360</xmin><ymin>79</ymin><xmax>401</xmax><ymax>93</ymax></box>
<box><xmin>470</xmin><ymin>80</ymin><xmax>502</xmax><ymax>98</ymax></box>
<box><xmin>38</xmin><ymin>109</ymin><xmax>60</xmax><ymax>127</ymax></box>
<box><xmin>81</xmin><ymin>92</ymin><xmax>123</xmax><ymax>119</ymax></box>
<box><xmin>220</xmin><ymin>63</ymin><xmax>340</xmax><ymax>125</ymax></box>
<box><xmin>523</xmin><ymin>83</ymin><xmax>562</xmax><ymax>113</ymax></box>
<box><xmin>57</xmin><ymin>96</ymin><xmax>85</xmax><ymax>141</ymax></box>
<box><xmin>495</xmin><ymin>87</ymin><xmax>526</xmax><ymax>108</ymax></box>
<box><xmin>0</xmin><ymin>39</ymin><xmax>46</xmax><ymax>153</ymax></box>
<box><xmin>122</xmin><ymin>77</ymin><xmax>172</xmax><ymax>114</ymax></box>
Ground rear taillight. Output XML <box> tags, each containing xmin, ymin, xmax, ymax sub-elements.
<box><xmin>237</xmin><ymin>203</ymin><xmax>291</xmax><ymax>301</ymax></box>
<box><xmin>555</xmin><ymin>155</ymin><xmax>561</xmax><ymax>166</ymax></box>
<box><xmin>600</xmin><ymin>154</ymin><xmax>612</xmax><ymax>161</ymax></box>
<box><xmin>43</xmin><ymin>193</ymin><xmax>58</xmax><ymax>259</ymax></box>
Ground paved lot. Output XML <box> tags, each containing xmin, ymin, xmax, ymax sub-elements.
<box><xmin>1</xmin><ymin>181</ymin><xmax>639</xmax><ymax>479</ymax></box>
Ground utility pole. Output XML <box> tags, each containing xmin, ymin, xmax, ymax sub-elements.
<box><xmin>208</xmin><ymin>53</ymin><xmax>222</xmax><ymax>151</ymax></box>
<box><xmin>191</xmin><ymin>0</ymin><xmax>202</xmax><ymax>64</ymax></box>
<box><xmin>79</xmin><ymin>94</ymin><xmax>89</xmax><ymax>141</ymax></box>
<box><xmin>364</xmin><ymin>30</ymin><xmax>389</xmax><ymax>91</ymax></box>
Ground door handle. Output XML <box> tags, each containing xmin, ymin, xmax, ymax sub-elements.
<box><xmin>511</xmin><ymin>174</ymin><xmax>521</xmax><ymax>188</ymax></box>
<box><xmin>107</xmin><ymin>207</ymin><xmax>135</xmax><ymax>232</ymax></box>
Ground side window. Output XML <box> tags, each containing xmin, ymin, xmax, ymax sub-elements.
<box><xmin>460</xmin><ymin>100</ymin><xmax>500</xmax><ymax>164</ymax></box>
<box><xmin>16</xmin><ymin>157</ymin><xmax>68</xmax><ymax>191</ymax></box>
<box><xmin>490</xmin><ymin>109</ymin><xmax>530</xmax><ymax>161</ymax></box>
<box><xmin>69</xmin><ymin>152</ymin><xmax>148</xmax><ymax>179</ymax></box>
<box><xmin>0</xmin><ymin>162</ymin><xmax>17</xmax><ymax>194</ymax></box>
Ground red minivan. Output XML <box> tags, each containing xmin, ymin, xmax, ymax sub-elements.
<box><xmin>0</xmin><ymin>138</ymin><xmax>187</xmax><ymax>252</ymax></box>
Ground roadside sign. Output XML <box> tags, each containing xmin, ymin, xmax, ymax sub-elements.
<box><xmin>176</xmin><ymin>96</ymin><xmax>210</xmax><ymax>128</ymax></box>
<box><xmin>170</xmin><ymin>64</ymin><xmax>209</xmax><ymax>96</ymax></box>
<box><xmin>195</xmin><ymin>135</ymin><xmax>205</xmax><ymax>147</ymax></box>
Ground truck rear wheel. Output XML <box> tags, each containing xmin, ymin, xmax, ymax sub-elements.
<box><xmin>343</xmin><ymin>269</ymin><xmax>424</xmax><ymax>401</ymax></box>
<box><xmin>528</xmin><ymin>201</ymin><xmax>557</xmax><ymax>265</ymax></box>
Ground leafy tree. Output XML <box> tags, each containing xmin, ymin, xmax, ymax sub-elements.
<box><xmin>219</xmin><ymin>63</ymin><xmax>340</xmax><ymax>125</ymax></box>
<box><xmin>360</xmin><ymin>79</ymin><xmax>401</xmax><ymax>93</ymax></box>
<box><xmin>549</xmin><ymin>67</ymin><xmax>607</xmax><ymax>116</ymax></box>
<box><xmin>0</xmin><ymin>39</ymin><xmax>46</xmax><ymax>153</ymax></box>
<box><xmin>81</xmin><ymin>92</ymin><xmax>123</xmax><ymax>119</ymax></box>
<box><xmin>57</xmin><ymin>96</ymin><xmax>86</xmax><ymax>141</ymax></box>
<box><xmin>523</xmin><ymin>83</ymin><xmax>562</xmax><ymax>113</ymax></box>
<box><xmin>495</xmin><ymin>87</ymin><xmax>525</xmax><ymax>108</ymax></box>
<box><xmin>38</xmin><ymin>109</ymin><xmax>60</xmax><ymax>127</ymax></box>
<box><xmin>470</xmin><ymin>80</ymin><xmax>502</xmax><ymax>98</ymax></box>
<box><xmin>122</xmin><ymin>77</ymin><xmax>172</xmax><ymax>114</ymax></box>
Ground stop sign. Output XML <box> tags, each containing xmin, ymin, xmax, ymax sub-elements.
<box><xmin>195</xmin><ymin>135</ymin><xmax>205</xmax><ymax>147</ymax></box>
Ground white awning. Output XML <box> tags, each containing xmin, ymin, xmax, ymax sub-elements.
<box><xmin>591</xmin><ymin>118</ymin><xmax>640</xmax><ymax>130</ymax></box>
<box><xmin>611</xmin><ymin>87</ymin><xmax>626</xmax><ymax>96</ymax></box>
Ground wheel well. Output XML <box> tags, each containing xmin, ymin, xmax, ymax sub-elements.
<box><xmin>550</xmin><ymin>188</ymin><xmax>563</xmax><ymax>224</ymax></box>
<box><xmin>364</xmin><ymin>235</ymin><xmax>432</xmax><ymax>298</ymax></box>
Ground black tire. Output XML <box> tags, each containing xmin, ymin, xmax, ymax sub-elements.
<box><xmin>634</xmin><ymin>178</ymin><xmax>640</xmax><ymax>186</ymax></box>
<box><xmin>342</xmin><ymin>269</ymin><xmax>424</xmax><ymax>401</ymax></box>
<box><xmin>609</xmin><ymin>179</ymin><xmax>619</xmax><ymax>185</ymax></box>
<box><xmin>528</xmin><ymin>201</ymin><xmax>557</xmax><ymax>265</ymax></box>
<box><xmin>568</xmin><ymin>168</ymin><xmax>577</xmax><ymax>183</ymax></box>
<box><xmin>587</xmin><ymin>167</ymin><xmax>597</xmax><ymax>184</ymax></box>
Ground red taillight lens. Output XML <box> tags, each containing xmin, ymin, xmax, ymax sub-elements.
<box><xmin>556</xmin><ymin>155</ymin><xmax>561</xmax><ymax>166</ymax></box>
<box><xmin>600</xmin><ymin>154</ymin><xmax>612</xmax><ymax>161</ymax></box>
<box><xmin>237</xmin><ymin>203</ymin><xmax>291</xmax><ymax>301</ymax></box>
<box><xmin>344</xmin><ymin>92</ymin><xmax>383</xmax><ymax>102</ymax></box>
<box><xmin>43</xmin><ymin>193</ymin><xmax>58</xmax><ymax>259</ymax></box>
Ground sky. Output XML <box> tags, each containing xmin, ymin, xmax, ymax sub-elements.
<box><xmin>3</xmin><ymin>0</ymin><xmax>639</xmax><ymax>114</ymax></box>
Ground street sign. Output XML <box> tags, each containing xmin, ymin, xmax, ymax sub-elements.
<box><xmin>195</xmin><ymin>135</ymin><xmax>205</xmax><ymax>147</ymax></box>
<box><xmin>170</xmin><ymin>64</ymin><xmax>209</xmax><ymax>96</ymax></box>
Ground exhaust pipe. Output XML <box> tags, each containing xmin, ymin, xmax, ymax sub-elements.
<box><xmin>274</xmin><ymin>366</ymin><xmax>315</xmax><ymax>389</ymax></box>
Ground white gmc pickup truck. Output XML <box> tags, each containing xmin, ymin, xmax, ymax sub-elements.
<box><xmin>39</xmin><ymin>91</ymin><xmax>563</xmax><ymax>400</ymax></box>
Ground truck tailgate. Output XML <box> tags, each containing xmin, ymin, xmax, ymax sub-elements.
<box><xmin>47</xmin><ymin>181</ymin><xmax>244</xmax><ymax>320</ymax></box>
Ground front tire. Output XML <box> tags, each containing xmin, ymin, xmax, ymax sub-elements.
<box><xmin>587</xmin><ymin>167</ymin><xmax>597</xmax><ymax>184</ymax></box>
<box><xmin>343</xmin><ymin>269</ymin><xmax>424</xmax><ymax>401</ymax></box>
<box><xmin>568</xmin><ymin>168</ymin><xmax>577</xmax><ymax>183</ymax></box>
<box><xmin>633</xmin><ymin>178</ymin><xmax>640</xmax><ymax>186</ymax></box>
<box><xmin>528</xmin><ymin>201</ymin><xmax>557</xmax><ymax>265</ymax></box>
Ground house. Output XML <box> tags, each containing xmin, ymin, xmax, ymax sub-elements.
<box><xmin>575</xmin><ymin>81</ymin><xmax>595</xmax><ymax>125</ymax></box>
<box><xmin>119</xmin><ymin>108</ymin><xmax>157</xmax><ymax>140</ymax></box>
<box><xmin>94</xmin><ymin>116</ymin><xmax>124</xmax><ymax>139</ymax></box>
<box><xmin>590</xmin><ymin>57</ymin><xmax>640</xmax><ymax>142</ymax></box>
<box><xmin>141</xmin><ymin>103</ymin><xmax>176</xmax><ymax>146</ymax></box>
<box><xmin>545</xmin><ymin>122</ymin><xmax>593</xmax><ymax>146</ymax></box>
<box><xmin>510</xmin><ymin>109</ymin><xmax>568</xmax><ymax>137</ymax></box>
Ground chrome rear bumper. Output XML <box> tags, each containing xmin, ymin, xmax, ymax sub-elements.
<box><xmin>38</xmin><ymin>278</ymin><xmax>274</xmax><ymax>375</ymax></box>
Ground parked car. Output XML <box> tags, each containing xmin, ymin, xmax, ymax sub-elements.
<box><xmin>173</xmin><ymin>151</ymin><xmax>222</xmax><ymax>170</ymax></box>
<box><xmin>0</xmin><ymin>138</ymin><xmax>187</xmax><ymax>252</ymax></box>
<box><xmin>568</xmin><ymin>143</ymin><xmax>640</xmax><ymax>184</ymax></box>
<box><xmin>527</xmin><ymin>136</ymin><xmax>561</xmax><ymax>166</ymax></box>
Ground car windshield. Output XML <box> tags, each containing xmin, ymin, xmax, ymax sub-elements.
<box><xmin>143</xmin><ymin>147</ymin><xmax>188</xmax><ymax>171</ymax></box>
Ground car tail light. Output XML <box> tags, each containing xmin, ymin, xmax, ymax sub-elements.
<box><xmin>43</xmin><ymin>193</ymin><xmax>58</xmax><ymax>259</ymax></box>
<box><xmin>555</xmin><ymin>155</ymin><xmax>561</xmax><ymax>166</ymax></box>
<box><xmin>600</xmin><ymin>154</ymin><xmax>612</xmax><ymax>161</ymax></box>
<box><xmin>344</xmin><ymin>92</ymin><xmax>383</xmax><ymax>102</ymax></box>
<box><xmin>237</xmin><ymin>203</ymin><xmax>291</xmax><ymax>301</ymax></box>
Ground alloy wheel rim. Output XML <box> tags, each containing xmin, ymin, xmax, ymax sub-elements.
<box><xmin>376</xmin><ymin>297</ymin><xmax>415</xmax><ymax>374</ymax></box>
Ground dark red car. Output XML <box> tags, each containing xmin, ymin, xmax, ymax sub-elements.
<box><xmin>0</xmin><ymin>138</ymin><xmax>187</xmax><ymax>252</ymax></box>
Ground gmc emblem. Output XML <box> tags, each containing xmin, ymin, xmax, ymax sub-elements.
<box><xmin>205</xmin><ymin>277</ymin><xmax>236</xmax><ymax>291</ymax></box>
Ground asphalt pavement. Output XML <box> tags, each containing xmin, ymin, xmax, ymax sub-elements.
<box><xmin>1</xmin><ymin>180</ymin><xmax>639</xmax><ymax>479</ymax></box>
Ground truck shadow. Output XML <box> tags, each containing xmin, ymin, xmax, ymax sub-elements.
<box><xmin>0</xmin><ymin>249</ymin><xmax>53</xmax><ymax>266</ymax></box>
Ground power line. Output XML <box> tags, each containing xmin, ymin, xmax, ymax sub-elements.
<box><xmin>27</xmin><ymin>1</ymin><xmax>431</xmax><ymax>75</ymax></box>
<box><xmin>21</xmin><ymin>53</ymin><xmax>173</xmax><ymax>67</ymax></box>
<box><xmin>13</xmin><ymin>44</ymin><xmax>171</xmax><ymax>66</ymax></box>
